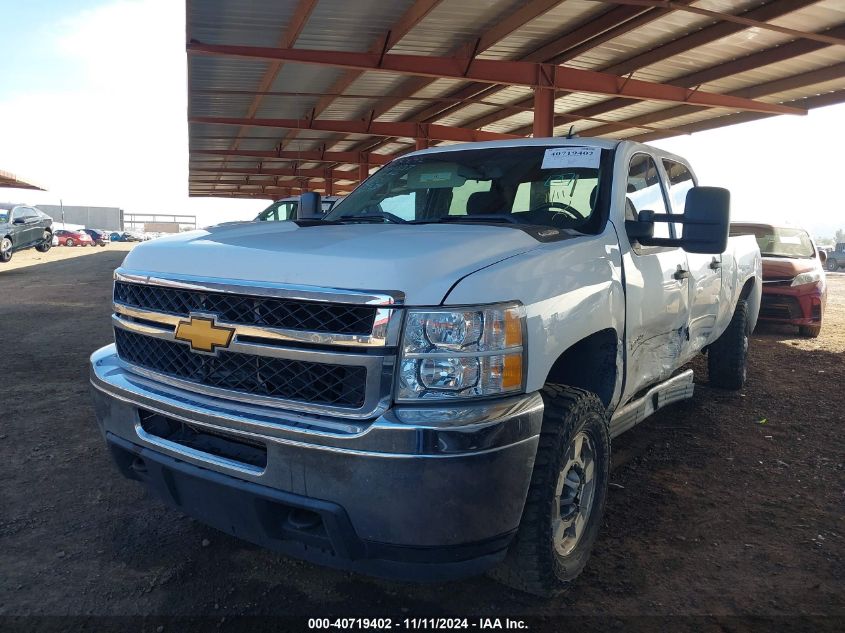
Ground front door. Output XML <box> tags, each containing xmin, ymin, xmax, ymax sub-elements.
<box><xmin>661</xmin><ymin>159</ymin><xmax>722</xmax><ymax>358</ymax></box>
<box><xmin>619</xmin><ymin>152</ymin><xmax>690</xmax><ymax>404</ymax></box>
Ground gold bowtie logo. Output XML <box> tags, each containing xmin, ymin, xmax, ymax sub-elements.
<box><xmin>175</xmin><ymin>316</ymin><xmax>235</xmax><ymax>353</ymax></box>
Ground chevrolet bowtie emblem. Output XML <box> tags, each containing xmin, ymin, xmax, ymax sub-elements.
<box><xmin>175</xmin><ymin>316</ymin><xmax>235</xmax><ymax>353</ymax></box>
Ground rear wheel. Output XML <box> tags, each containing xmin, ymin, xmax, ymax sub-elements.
<box><xmin>35</xmin><ymin>231</ymin><xmax>52</xmax><ymax>252</ymax></box>
<box><xmin>708</xmin><ymin>299</ymin><xmax>749</xmax><ymax>390</ymax></box>
<box><xmin>65</xmin><ymin>238</ymin><xmax>75</xmax><ymax>247</ymax></box>
<box><xmin>799</xmin><ymin>324</ymin><xmax>821</xmax><ymax>338</ymax></box>
<box><xmin>828</xmin><ymin>258</ymin><xmax>839</xmax><ymax>272</ymax></box>
<box><xmin>489</xmin><ymin>385</ymin><xmax>610</xmax><ymax>597</ymax></box>
<box><xmin>0</xmin><ymin>237</ymin><xmax>12</xmax><ymax>263</ymax></box>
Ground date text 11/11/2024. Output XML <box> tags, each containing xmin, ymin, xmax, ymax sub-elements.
<box><xmin>307</xmin><ymin>618</ymin><xmax>529</xmax><ymax>630</ymax></box>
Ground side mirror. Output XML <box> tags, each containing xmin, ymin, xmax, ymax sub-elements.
<box><xmin>818</xmin><ymin>249</ymin><xmax>827</xmax><ymax>264</ymax></box>
<box><xmin>297</xmin><ymin>192</ymin><xmax>323</xmax><ymax>220</ymax></box>
<box><xmin>634</xmin><ymin>186</ymin><xmax>730</xmax><ymax>255</ymax></box>
<box><xmin>13</xmin><ymin>217</ymin><xmax>26</xmax><ymax>225</ymax></box>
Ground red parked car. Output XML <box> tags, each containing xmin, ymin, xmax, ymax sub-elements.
<box><xmin>731</xmin><ymin>223</ymin><xmax>827</xmax><ymax>338</ymax></box>
<box><xmin>55</xmin><ymin>229</ymin><xmax>94</xmax><ymax>247</ymax></box>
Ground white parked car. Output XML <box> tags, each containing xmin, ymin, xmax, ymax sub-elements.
<box><xmin>90</xmin><ymin>138</ymin><xmax>761</xmax><ymax>596</ymax></box>
<box><xmin>254</xmin><ymin>194</ymin><xmax>343</xmax><ymax>221</ymax></box>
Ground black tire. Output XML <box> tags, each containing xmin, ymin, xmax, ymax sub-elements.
<box><xmin>799</xmin><ymin>324</ymin><xmax>821</xmax><ymax>338</ymax></box>
<box><xmin>65</xmin><ymin>238</ymin><xmax>75</xmax><ymax>247</ymax></box>
<box><xmin>827</xmin><ymin>258</ymin><xmax>839</xmax><ymax>272</ymax></box>
<box><xmin>489</xmin><ymin>385</ymin><xmax>610</xmax><ymax>597</ymax></box>
<box><xmin>0</xmin><ymin>236</ymin><xmax>12</xmax><ymax>263</ymax></box>
<box><xmin>708</xmin><ymin>299</ymin><xmax>749</xmax><ymax>390</ymax></box>
<box><xmin>35</xmin><ymin>231</ymin><xmax>52</xmax><ymax>253</ymax></box>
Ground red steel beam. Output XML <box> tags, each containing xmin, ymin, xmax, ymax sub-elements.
<box><xmin>187</xmin><ymin>42</ymin><xmax>805</xmax><ymax>115</ymax></box>
<box><xmin>628</xmin><ymin>89</ymin><xmax>845</xmax><ymax>142</ymax></box>
<box><xmin>533</xmin><ymin>87</ymin><xmax>555</xmax><ymax>137</ymax></box>
<box><xmin>357</xmin><ymin>1</ymin><xmax>689</xmax><ymax>156</ymax></box>
<box><xmin>539</xmin><ymin>20</ymin><xmax>845</xmax><ymax>130</ymax></box>
<box><xmin>191</xmin><ymin>149</ymin><xmax>397</xmax><ymax>165</ymax></box>
<box><xmin>190</xmin><ymin>116</ymin><xmax>523</xmax><ymax>142</ymax></box>
<box><xmin>193</xmin><ymin>167</ymin><xmax>360</xmax><ymax>179</ymax></box>
<box><xmin>221</xmin><ymin>0</ymin><xmax>318</xmax><ymax>152</ymax></box>
<box><xmin>459</xmin><ymin>0</ymin><xmax>818</xmax><ymax>134</ymax></box>
<box><xmin>280</xmin><ymin>0</ymin><xmax>445</xmax><ymax>150</ymax></box>
<box><xmin>404</xmin><ymin>1</ymin><xmax>685</xmax><ymax>127</ymax></box>
<box><xmin>583</xmin><ymin>61</ymin><xmax>845</xmax><ymax>138</ymax></box>
<box><xmin>597</xmin><ymin>1</ymin><xmax>845</xmax><ymax>47</ymax></box>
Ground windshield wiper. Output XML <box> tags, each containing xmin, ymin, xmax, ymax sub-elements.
<box><xmin>422</xmin><ymin>214</ymin><xmax>520</xmax><ymax>224</ymax></box>
<box><xmin>336</xmin><ymin>213</ymin><xmax>407</xmax><ymax>224</ymax></box>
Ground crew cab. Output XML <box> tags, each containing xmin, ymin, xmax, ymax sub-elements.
<box><xmin>0</xmin><ymin>204</ymin><xmax>53</xmax><ymax>263</ymax></box>
<box><xmin>90</xmin><ymin>138</ymin><xmax>761</xmax><ymax>596</ymax></box>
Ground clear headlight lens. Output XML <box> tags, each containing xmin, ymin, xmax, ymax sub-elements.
<box><xmin>791</xmin><ymin>270</ymin><xmax>823</xmax><ymax>287</ymax></box>
<box><xmin>397</xmin><ymin>304</ymin><xmax>525</xmax><ymax>401</ymax></box>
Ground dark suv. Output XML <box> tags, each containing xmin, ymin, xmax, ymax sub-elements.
<box><xmin>0</xmin><ymin>204</ymin><xmax>53</xmax><ymax>263</ymax></box>
<box><xmin>826</xmin><ymin>243</ymin><xmax>845</xmax><ymax>272</ymax></box>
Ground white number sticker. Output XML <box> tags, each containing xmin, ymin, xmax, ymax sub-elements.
<box><xmin>541</xmin><ymin>146</ymin><xmax>601</xmax><ymax>170</ymax></box>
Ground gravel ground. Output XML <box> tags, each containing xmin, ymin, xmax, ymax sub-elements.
<box><xmin>1</xmin><ymin>246</ymin><xmax>842</xmax><ymax>631</ymax></box>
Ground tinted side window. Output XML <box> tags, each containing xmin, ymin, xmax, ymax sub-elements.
<box><xmin>626</xmin><ymin>154</ymin><xmax>670</xmax><ymax>239</ymax></box>
<box><xmin>663</xmin><ymin>159</ymin><xmax>695</xmax><ymax>237</ymax></box>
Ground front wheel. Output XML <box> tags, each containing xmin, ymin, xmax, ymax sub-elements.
<box><xmin>708</xmin><ymin>299</ymin><xmax>749</xmax><ymax>390</ymax></box>
<box><xmin>0</xmin><ymin>237</ymin><xmax>12</xmax><ymax>263</ymax></box>
<box><xmin>828</xmin><ymin>259</ymin><xmax>839</xmax><ymax>272</ymax></box>
<box><xmin>799</xmin><ymin>324</ymin><xmax>821</xmax><ymax>338</ymax></box>
<box><xmin>35</xmin><ymin>231</ymin><xmax>52</xmax><ymax>252</ymax></box>
<box><xmin>490</xmin><ymin>385</ymin><xmax>610</xmax><ymax>597</ymax></box>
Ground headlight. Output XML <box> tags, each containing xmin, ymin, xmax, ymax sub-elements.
<box><xmin>397</xmin><ymin>304</ymin><xmax>525</xmax><ymax>401</ymax></box>
<box><xmin>791</xmin><ymin>270</ymin><xmax>823</xmax><ymax>287</ymax></box>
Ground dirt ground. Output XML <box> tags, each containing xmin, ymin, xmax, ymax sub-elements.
<box><xmin>1</xmin><ymin>245</ymin><xmax>842</xmax><ymax>630</ymax></box>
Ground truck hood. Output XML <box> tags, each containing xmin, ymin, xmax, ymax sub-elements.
<box><xmin>120</xmin><ymin>221</ymin><xmax>543</xmax><ymax>304</ymax></box>
<box><xmin>761</xmin><ymin>256</ymin><xmax>817</xmax><ymax>280</ymax></box>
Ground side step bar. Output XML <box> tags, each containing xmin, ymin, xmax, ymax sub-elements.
<box><xmin>609</xmin><ymin>369</ymin><xmax>695</xmax><ymax>438</ymax></box>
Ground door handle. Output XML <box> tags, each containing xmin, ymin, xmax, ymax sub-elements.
<box><xmin>673</xmin><ymin>268</ymin><xmax>690</xmax><ymax>280</ymax></box>
<box><xmin>709</xmin><ymin>258</ymin><xmax>721</xmax><ymax>270</ymax></box>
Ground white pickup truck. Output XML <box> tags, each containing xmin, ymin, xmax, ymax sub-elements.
<box><xmin>90</xmin><ymin>138</ymin><xmax>761</xmax><ymax>596</ymax></box>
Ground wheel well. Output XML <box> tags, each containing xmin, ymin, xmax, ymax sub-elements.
<box><xmin>739</xmin><ymin>277</ymin><xmax>755</xmax><ymax>300</ymax></box>
<box><xmin>544</xmin><ymin>329</ymin><xmax>618</xmax><ymax>408</ymax></box>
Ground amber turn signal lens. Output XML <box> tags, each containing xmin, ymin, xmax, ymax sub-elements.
<box><xmin>504</xmin><ymin>309</ymin><xmax>523</xmax><ymax>348</ymax></box>
<box><xmin>502</xmin><ymin>353</ymin><xmax>523</xmax><ymax>390</ymax></box>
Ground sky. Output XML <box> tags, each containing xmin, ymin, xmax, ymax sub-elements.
<box><xmin>0</xmin><ymin>0</ymin><xmax>843</xmax><ymax>236</ymax></box>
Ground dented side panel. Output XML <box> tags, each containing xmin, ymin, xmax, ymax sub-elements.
<box><xmin>443</xmin><ymin>231</ymin><xmax>625</xmax><ymax>409</ymax></box>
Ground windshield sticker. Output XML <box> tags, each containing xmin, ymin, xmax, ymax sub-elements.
<box><xmin>541</xmin><ymin>147</ymin><xmax>601</xmax><ymax>170</ymax></box>
<box><xmin>778</xmin><ymin>235</ymin><xmax>801</xmax><ymax>244</ymax></box>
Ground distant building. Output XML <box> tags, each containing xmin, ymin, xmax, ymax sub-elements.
<box><xmin>36</xmin><ymin>205</ymin><xmax>123</xmax><ymax>231</ymax></box>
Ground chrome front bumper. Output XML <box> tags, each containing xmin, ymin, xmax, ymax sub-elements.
<box><xmin>90</xmin><ymin>345</ymin><xmax>543</xmax><ymax>576</ymax></box>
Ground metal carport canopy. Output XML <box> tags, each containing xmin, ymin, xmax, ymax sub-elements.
<box><xmin>0</xmin><ymin>169</ymin><xmax>45</xmax><ymax>191</ymax></box>
<box><xmin>186</xmin><ymin>0</ymin><xmax>845</xmax><ymax>200</ymax></box>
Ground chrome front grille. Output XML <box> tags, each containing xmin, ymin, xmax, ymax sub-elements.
<box><xmin>115</xmin><ymin>328</ymin><xmax>368</xmax><ymax>407</ymax></box>
<box><xmin>114</xmin><ymin>281</ymin><xmax>377</xmax><ymax>335</ymax></box>
<box><xmin>110</xmin><ymin>269</ymin><xmax>403</xmax><ymax>418</ymax></box>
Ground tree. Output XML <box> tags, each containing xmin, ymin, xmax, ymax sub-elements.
<box><xmin>837</xmin><ymin>229</ymin><xmax>845</xmax><ymax>244</ymax></box>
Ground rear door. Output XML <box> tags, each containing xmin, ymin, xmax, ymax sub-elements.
<box><xmin>661</xmin><ymin>159</ymin><xmax>722</xmax><ymax>357</ymax></box>
<box><xmin>619</xmin><ymin>152</ymin><xmax>690</xmax><ymax>403</ymax></box>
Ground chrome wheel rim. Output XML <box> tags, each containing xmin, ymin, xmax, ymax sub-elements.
<box><xmin>553</xmin><ymin>431</ymin><xmax>597</xmax><ymax>556</ymax></box>
<box><xmin>1</xmin><ymin>237</ymin><xmax>11</xmax><ymax>255</ymax></box>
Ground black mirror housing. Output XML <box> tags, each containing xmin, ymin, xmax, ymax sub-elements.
<box><xmin>633</xmin><ymin>187</ymin><xmax>730</xmax><ymax>255</ymax></box>
<box><xmin>681</xmin><ymin>186</ymin><xmax>730</xmax><ymax>254</ymax></box>
<box><xmin>297</xmin><ymin>192</ymin><xmax>323</xmax><ymax>220</ymax></box>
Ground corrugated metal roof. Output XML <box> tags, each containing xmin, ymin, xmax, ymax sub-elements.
<box><xmin>187</xmin><ymin>0</ymin><xmax>845</xmax><ymax>199</ymax></box>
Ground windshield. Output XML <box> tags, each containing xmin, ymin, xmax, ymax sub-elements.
<box><xmin>325</xmin><ymin>146</ymin><xmax>607</xmax><ymax>230</ymax></box>
<box><xmin>0</xmin><ymin>210</ymin><xmax>8</xmax><ymax>224</ymax></box>
<box><xmin>733</xmin><ymin>226</ymin><xmax>815</xmax><ymax>258</ymax></box>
